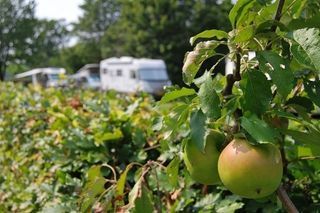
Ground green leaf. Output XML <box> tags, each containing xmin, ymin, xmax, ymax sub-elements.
<box><xmin>285</xmin><ymin>125</ymin><xmax>320</xmax><ymax>145</ymax></box>
<box><xmin>166</xmin><ymin>157</ymin><xmax>180</xmax><ymax>188</ymax></box>
<box><xmin>293</xmin><ymin>28</ymin><xmax>320</xmax><ymax>73</ymax></box>
<box><xmin>290</xmin><ymin>44</ymin><xmax>316</xmax><ymax>70</ymax></box>
<box><xmin>288</xmin><ymin>14</ymin><xmax>320</xmax><ymax>30</ymax></box>
<box><xmin>283</xmin><ymin>127</ymin><xmax>320</xmax><ymax>155</ymax></box>
<box><xmin>241</xmin><ymin>114</ymin><xmax>277</xmax><ymax>144</ymax></box>
<box><xmin>190</xmin><ymin>109</ymin><xmax>207</xmax><ymax>152</ymax></box>
<box><xmin>190</xmin><ymin>29</ymin><xmax>228</xmax><ymax>45</ymax></box>
<box><xmin>116</xmin><ymin>163</ymin><xmax>136</xmax><ymax>196</ymax></box>
<box><xmin>240</xmin><ymin>70</ymin><xmax>272</xmax><ymax>116</ymax></box>
<box><xmin>194</xmin><ymin>193</ymin><xmax>220</xmax><ymax>210</ymax></box>
<box><xmin>182</xmin><ymin>41</ymin><xmax>220</xmax><ymax>84</ymax></box>
<box><xmin>234</xmin><ymin>25</ymin><xmax>255</xmax><ymax>42</ymax></box>
<box><xmin>130</xmin><ymin>184</ymin><xmax>154</xmax><ymax>213</ymax></box>
<box><xmin>198</xmin><ymin>72</ymin><xmax>221</xmax><ymax>119</ymax></box>
<box><xmin>132</xmin><ymin>128</ymin><xmax>146</xmax><ymax>147</ymax></box>
<box><xmin>229</xmin><ymin>0</ymin><xmax>255</xmax><ymax>28</ymax></box>
<box><xmin>256</xmin><ymin>20</ymin><xmax>288</xmax><ymax>34</ymax></box>
<box><xmin>80</xmin><ymin>166</ymin><xmax>106</xmax><ymax>212</ymax></box>
<box><xmin>94</xmin><ymin>129</ymin><xmax>123</xmax><ymax>145</ymax></box>
<box><xmin>304</xmin><ymin>80</ymin><xmax>320</xmax><ymax>108</ymax></box>
<box><xmin>159</xmin><ymin>87</ymin><xmax>196</xmax><ymax>104</ymax></box>
<box><xmin>297</xmin><ymin>146</ymin><xmax>313</xmax><ymax>158</ymax></box>
<box><xmin>257</xmin><ymin>51</ymin><xmax>294</xmax><ymax>98</ymax></box>
<box><xmin>215</xmin><ymin>195</ymin><xmax>244</xmax><ymax>213</ymax></box>
<box><xmin>286</xmin><ymin>96</ymin><xmax>315</xmax><ymax>112</ymax></box>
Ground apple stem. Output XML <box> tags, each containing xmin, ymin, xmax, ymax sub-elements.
<box><xmin>276</xmin><ymin>184</ymin><xmax>299</xmax><ymax>213</ymax></box>
<box><xmin>202</xmin><ymin>185</ymin><xmax>208</xmax><ymax>195</ymax></box>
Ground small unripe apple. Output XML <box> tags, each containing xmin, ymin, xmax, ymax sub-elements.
<box><xmin>183</xmin><ymin>130</ymin><xmax>225</xmax><ymax>185</ymax></box>
<box><xmin>218</xmin><ymin>138</ymin><xmax>283</xmax><ymax>199</ymax></box>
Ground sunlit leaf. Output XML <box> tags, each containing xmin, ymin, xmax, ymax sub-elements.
<box><xmin>159</xmin><ymin>87</ymin><xmax>196</xmax><ymax>104</ymax></box>
<box><xmin>190</xmin><ymin>29</ymin><xmax>228</xmax><ymax>45</ymax></box>
<box><xmin>293</xmin><ymin>28</ymin><xmax>320</xmax><ymax>73</ymax></box>
<box><xmin>241</xmin><ymin>114</ymin><xmax>278</xmax><ymax>144</ymax></box>
<box><xmin>229</xmin><ymin>0</ymin><xmax>255</xmax><ymax>28</ymax></box>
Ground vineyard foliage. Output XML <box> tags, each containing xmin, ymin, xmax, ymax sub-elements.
<box><xmin>0</xmin><ymin>83</ymin><xmax>161</xmax><ymax>212</ymax></box>
<box><xmin>1</xmin><ymin>0</ymin><xmax>320</xmax><ymax>212</ymax></box>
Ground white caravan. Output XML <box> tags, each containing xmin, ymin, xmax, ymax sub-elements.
<box><xmin>70</xmin><ymin>64</ymin><xmax>101</xmax><ymax>89</ymax></box>
<box><xmin>14</xmin><ymin>67</ymin><xmax>66</xmax><ymax>87</ymax></box>
<box><xmin>100</xmin><ymin>57</ymin><xmax>171</xmax><ymax>95</ymax></box>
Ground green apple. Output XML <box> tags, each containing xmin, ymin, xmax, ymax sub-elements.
<box><xmin>183</xmin><ymin>130</ymin><xmax>225</xmax><ymax>185</ymax></box>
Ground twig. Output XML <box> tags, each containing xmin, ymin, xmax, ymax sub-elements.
<box><xmin>266</xmin><ymin>0</ymin><xmax>286</xmax><ymax>49</ymax></box>
<box><xmin>223</xmin><ymin>50</ymin><xmax>242</xmax><ymax>134</ymax></box>
<box><xmin>209</xmin><ymin>54</ymin><xmax>229</xmax><ymax>74</ymax></box>
<box><xmin>288</xmin><ymin>155</ymin><xmax>320</xmax><ymax>164</ymax></box>
<box><xmin>223</xmin><ymin>50</ymin><xmax>241</xmax><ymax>97</ymax></box>
<box><xmin>276</xmin><ymin>185</ymin><xmax>299</xmax><ymax>213</ymax></box>
<box><xmin>101</xmin><ymin>163</ymin><xmax>117</xmax><ymax>181</ymax></box>
<box><xmin>144</xmin><ymin>144</ymin><xmax>161</xmax><ymax>151</ymax></box>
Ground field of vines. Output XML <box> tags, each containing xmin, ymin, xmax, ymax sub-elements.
<box><xmin>0</xmin><ymin>82</ymin><xmax>319</xmax><ymax>212</ymax></box>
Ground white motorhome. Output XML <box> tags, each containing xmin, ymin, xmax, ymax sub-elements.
<box><xmin>100</xmin><ymin>57</ymin><xmax>171</xmax><ymax>95</ymax></box>
<box><xmin>14</xmin><ymin>67</ymin><xmax>66</xmax><ymax>87</ymax></box>
<box><xmin>70</xmin><ymin>64</ymin><xmax>101</xmax><ymax>89</ymax></box>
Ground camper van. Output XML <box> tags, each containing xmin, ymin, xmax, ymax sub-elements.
<box><xmin>70</xmin><ymin>64</ymin><xmax>101</xmax><ymax>89</ymax></box>
<box><xmin>100</xmin><ymin>57</ymin><xmax>171</xmax><ymax>95</ymax></box>
<box><xmin>14</xmin><ymin>67</ymin><xmax>66</xmax><ymax>87</ymax></box>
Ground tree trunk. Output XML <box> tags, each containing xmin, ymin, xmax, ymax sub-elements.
<box><xmin>0</xmin><ymin>63</ymin><xmax>5</xmax><ymax>81</ymax></box>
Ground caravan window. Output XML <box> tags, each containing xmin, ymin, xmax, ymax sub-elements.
<box><xmin>130</xmin><ymin>70</ymin><xmax>136</xmax><ymax>79</ymax></box>
<box><xmin>138</xmin><ymin>69</ymin><xmax>168</xmax><ymax>81</ymax></box>
<box><xmin>48</xmin><ymin>74</ymin><xmax>59</xmax><ymax>80</ymax></box>
<box><xmin>102</xmin><ymin>68</ymin><xmax>108</xmax><ymax>74</ymax></box>
<box><xmin>116</xmin><ymin>69</ymin><xmax>122</xmax><ymax>76</ymax></box>
<box><xmin>90</xmin><ymin>73</ymin><xmax>100</xmax><ymax>82</ymax></box>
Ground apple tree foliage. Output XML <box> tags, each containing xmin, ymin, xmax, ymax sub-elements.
<box><xmin>79</xmin><ymin>0</ymin><xmax>320</xmax><ymax>212</ymax></box>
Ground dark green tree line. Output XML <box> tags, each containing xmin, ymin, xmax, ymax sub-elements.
<box><xmin>0</xmin><ymin>0</ymin><xmax>69</xmax><ymax>80</ymax></box>
<box><xmin>66</xmin><ymin>0</ymin><xmax>232</xmax><ymax>84</ymax></box>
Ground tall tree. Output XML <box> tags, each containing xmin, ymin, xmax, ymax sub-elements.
<box><xmin>100</xmin><ymin>0</ymin><xmax>232</xmax><ymax>85</ymax></box>
<box><xmin>70</xmin><ymin>0</ymin><xmax>120</xmax><ymax>67</ymax></box>
<box><xmin>27</xmin><ymin>19</ymin><xmax>69</xmax><ymax>67</ymax></box>
<box><xmin>75</xmin><ymin>0</ymin><xmax>120</xmax><ymax>42</ymax></box>
<box><xmin>0</xmin><ymin>0</ymin><xmax>36</xmax><ymax>80</ymax></box>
